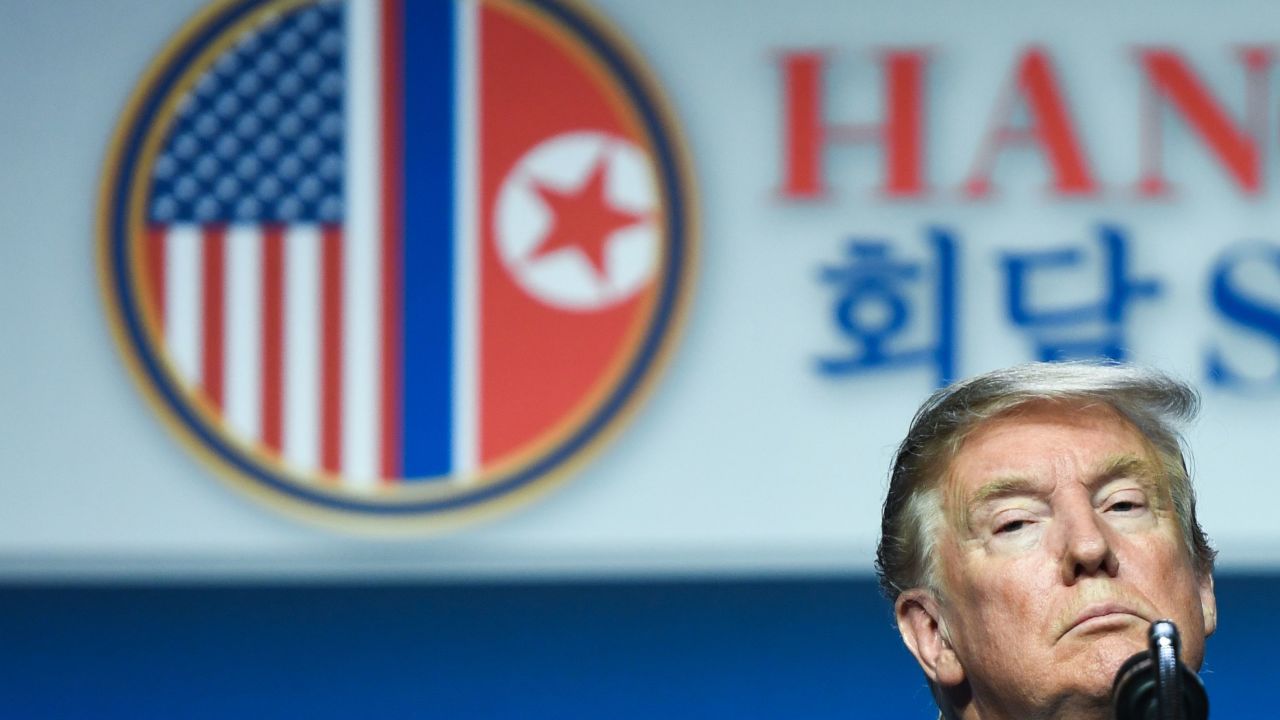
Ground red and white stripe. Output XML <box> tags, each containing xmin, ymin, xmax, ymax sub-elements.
<box><xmin>343</xmin><ymin>0</ymin><xmax>382</xmax><ymax>487</ymax></box>
<box><xmin>453</xmin><ymin>0</ymin><xmax>480</xmax><ymax>481</ymax></box>
<box><xmin>148</xmin><ymin>222</ymin><xmax>346</xmax><ymax>482</ymax></box>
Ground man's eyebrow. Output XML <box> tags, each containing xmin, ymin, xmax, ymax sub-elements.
<box><xmin>958</xmin><ymin>476</ymin><xmax>1043</xmax><ymax>530</ymax></box>
<box><xmin>957</xmin><ymin>454</ymin><xmax>1163</xmax><ymax>530</ymax></box>
<box><xmin>1091</xmin><ymin>454</ymin><xmax>1163</xmax><ymax>493</ymax></box>
<box><xmin>969</xmin><ymin>477</ymin><xmax>1042</xmax><ymax>509</ymax></box>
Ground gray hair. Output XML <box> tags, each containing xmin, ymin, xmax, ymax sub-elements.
<box><xmin>876</xmin><ymin>361</ymin><xmax>1215</xmax><ymax>603</ymax></box>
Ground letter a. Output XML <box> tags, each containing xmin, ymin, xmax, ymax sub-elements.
<box><xmin>963</xmin><ymin>47</ymin><xmax>1097</xmax><ymax>198</ymax></box>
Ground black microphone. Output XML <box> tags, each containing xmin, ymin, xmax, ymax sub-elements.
<box><xmin>1112</xmin><ymin>620</ymin><xmax>1208</xmax><ymax>720</ymax></box>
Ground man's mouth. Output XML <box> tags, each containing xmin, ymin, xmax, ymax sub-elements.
<box><xmin>1062</xmin><ymin>602</ymin><xmax>1147</xmax><ymax>638</ymax></box>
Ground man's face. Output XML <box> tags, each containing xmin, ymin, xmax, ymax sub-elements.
<box><xmin>930</xmin><ymin>402</ymin><xmax>1215</xmax><ymax>719</ymax></box>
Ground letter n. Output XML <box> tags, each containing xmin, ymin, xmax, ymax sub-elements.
<box><xmin>1136</xmin><ymin>47</ymin><xmax>1271</xmax><ymax>197</ymax></box>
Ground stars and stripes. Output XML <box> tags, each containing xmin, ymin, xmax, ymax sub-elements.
<box><xmin>144</xmin><ymin>2</ymin><xmax>365</xmax><ymax>483</ymax></box>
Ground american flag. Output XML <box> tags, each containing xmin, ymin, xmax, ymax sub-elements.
<box><xmin>143</xmin><ymin>3</ymin><xmax>360</xmax><ymax>485</ymax></box>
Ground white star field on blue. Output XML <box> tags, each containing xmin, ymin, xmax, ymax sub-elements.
<box><xmin>149</xmin><ymin>2</ymin><xmax>344</xmax><ymax>224</ymax></box>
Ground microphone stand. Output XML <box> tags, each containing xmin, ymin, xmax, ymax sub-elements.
<box><xmin>1111</xmin><ymin>620</ymin><xmax>1208</xmax><ymax>720</ymax></box>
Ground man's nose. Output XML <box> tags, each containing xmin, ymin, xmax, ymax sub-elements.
<box><xmin>1057</xmin><ymin>500</ymin><xmax>1119</xmax><ymax>584</ymax></box>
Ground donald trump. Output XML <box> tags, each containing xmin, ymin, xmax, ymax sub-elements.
<box><xmin>877</xmin><ymin>363</ymin><xmax>1216</xmax><ymax>719</ymax></box>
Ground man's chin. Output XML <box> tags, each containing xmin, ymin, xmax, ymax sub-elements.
<box><xmin>1055</xmin><ymin>627</ymin><xmax>1149</xmax><ymax>698</ymax></box>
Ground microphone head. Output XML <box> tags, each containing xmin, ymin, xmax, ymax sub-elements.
<box><xmin>1111</xmin><ymin>623</ymin><xmax>1209</xmax><ymax>720</ymax></box>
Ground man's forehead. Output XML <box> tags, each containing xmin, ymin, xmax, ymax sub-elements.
<box><xmin>950</xmin><ymin>402</ymin><xmax>1152</xmax><ymax>469</ymax></box>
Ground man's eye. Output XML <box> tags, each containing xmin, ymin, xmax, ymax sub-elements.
<box><xmin>995</xmin><ymin>519</ymin><xmax>1028</xmax><ymax>534</ymax></box>
<box><xmin>1107</xmin><ymin>500</ymin><xmax>1144</xmax><ymax>513</ymax></box>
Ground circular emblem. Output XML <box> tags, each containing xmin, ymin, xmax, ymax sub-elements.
<box><xmin>98</xmin><ymin>0</ymin><xmax>696</xmax><ymax>531</ymax></box>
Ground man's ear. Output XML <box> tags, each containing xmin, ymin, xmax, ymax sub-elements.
<box><xmin>895</xmin><ymin>589</ymin><xmax>965</xmax><ymax>687</ymax></box>
<box><xmin>1199</xmin><ymin>573</ymin><xmax>1216</xmax><ymax>637</ymax></box>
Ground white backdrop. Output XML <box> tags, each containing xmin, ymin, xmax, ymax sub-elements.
<box><xmin>2</xmin><ymin>0</ymin><xmax>1279</xmax><ymax>578</ymax></box>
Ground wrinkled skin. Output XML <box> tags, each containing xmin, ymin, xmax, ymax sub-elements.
<box><xmin>896</xmin><ymin>402</ymin><xmax>1216</xmax><ymax>720</ymax></box>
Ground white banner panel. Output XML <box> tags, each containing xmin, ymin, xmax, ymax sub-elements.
<box><xmin>1</xmin><ymin>0</ymin><xmax>1279</xmax><ymax>577</ymax></box>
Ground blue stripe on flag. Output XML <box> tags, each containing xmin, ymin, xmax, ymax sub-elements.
<box><xmin>400</xmin><ymin>0</ymin><xmax>456</xmax><ymax>479</ymax></box>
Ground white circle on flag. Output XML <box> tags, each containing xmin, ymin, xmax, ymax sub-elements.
<box><xmin>495</xmin><ymin>131</ymin><xmax>659</xmax><ymax>311</ymax></box>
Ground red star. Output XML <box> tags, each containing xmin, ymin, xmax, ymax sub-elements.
<box><xmin>529</xmin><ymin>157</ymin><xmax>647</xmax><ymax>277</ymax></box>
